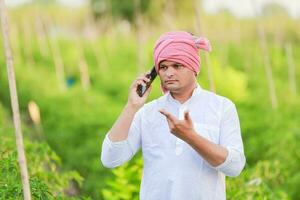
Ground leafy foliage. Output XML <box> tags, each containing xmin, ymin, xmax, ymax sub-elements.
<box><xmin>0</xmin><ymin>4</ymin><xmax>299</xmax><ymax>200</ymax></box>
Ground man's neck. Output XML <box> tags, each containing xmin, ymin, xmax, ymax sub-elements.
<box><xmin>170</xmin><ymin>83</ymin><xmax>197</xmax><ymax>104</ymax></box>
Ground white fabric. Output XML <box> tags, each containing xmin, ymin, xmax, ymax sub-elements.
<box><xmin>101</xmin><ymin>84</ymin><xmax>246</xmax><ymax>200</ymax></box>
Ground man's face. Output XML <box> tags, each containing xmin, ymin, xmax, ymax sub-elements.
<box><xmin>158</xmin><ymin>60</ymin><xmax>197</xmax><ymax>93</ymax></box>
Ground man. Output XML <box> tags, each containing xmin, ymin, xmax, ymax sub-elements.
<box><xmin>101</xmin><ymin>31</ymin><xmax>246</xmax><ymax>200</ymax></box>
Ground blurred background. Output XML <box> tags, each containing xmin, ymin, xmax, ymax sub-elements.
<box><xmin>0</xmin><ymin>0</ymin><xmax>299</xmax><ymax>199</ymax></box>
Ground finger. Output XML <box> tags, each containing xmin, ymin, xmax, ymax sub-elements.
<box><xmin>137</xmin><ymin>80</ymin><xmax>146</xmax><ymax>86</ymax></box>
<box><xmin>143</xmin><ymin>85</ymin><xmax>152</xmax><ymax>96</ymax></box>
<box><xmin>138</xmin><ymin>73</ymin><xmax>151</xmax><ymax>81</ymax></box>
<box><xmin>184</xmin><ymin>110</ymin><xmax>191</xmax><ymax>122</ymax></box>
<box><xmin>138</xmin><ymin>73</ymin><xmax>147</xmax><ymax>78</ymax></box>
<box><xmin>160</xmin><ymin>111</ymin><xmax>173</xmax><ymax>128</ymax></box>
<box><xmin>135</xmin><ymin>74</ymin><xmax>151</xmax><ymax>86</ymax></box>
<box><xmin>141</xmin><ymin>76</ymin><xmax>151</xmax><ymax>83</ymax></box>
<box><xmin>130</xmin><ymin>74</ymin><xmax>150</xmax><ymax>90</ymax></box>
<box><xmin>136</xmin><ymin>76</ymin><xmax>150</xmax><ymax>83</ymax></box>
<box><xmin>165</xmin><ymin>118</ymin><xmax>173</xmax><ymax>129</ymax></box>
<box><xmin>133</xmin><ymin>80</ymin><xmax>146</xmax><ymax>88</ymax></box>
<box><xmin>159</xmin><ymin>108</ymin><xmax>169</xmax><ymax>117</ymax></box>
<box><xmin>159</xmin><ymin>109</ymin><xmax>177</xmax><ymax>123</ymax></box>
<box><xmin>131</xmin><ymin>77</ymin><xmax>142</xmax><ymax>87</ymax></box>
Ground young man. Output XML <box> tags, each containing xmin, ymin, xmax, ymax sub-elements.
<box><xmin>101</xmin><ymin>31</ymin><xmax>246</xmax><ymax>200</ymax></box>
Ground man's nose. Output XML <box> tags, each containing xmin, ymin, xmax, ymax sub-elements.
<box><xmin>165</xmin><ymin>67</ymin><xmax>175</xmax><ymax>77</ymax></box>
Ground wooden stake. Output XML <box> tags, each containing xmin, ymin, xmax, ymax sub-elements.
<box><xmin>134</xmin><ymin>0</ymin><xmax>146</xmax><ymax>74</ymax></box>
<box><xmin>252</xmin><ymin>1</ymin><xmax>278</xmax><ymax>109</ymax></box>
<box><xmin>85</xmin><ymin>14</ymin><xmax>109</xmax><ymax>74</ymax></box>
<box><xmin>10</xmin><ymin>24</ymin><xmax>22</xmax><ymax>64</ymax></box>
<box><xmin>90</xmin><ymin>40</ymin><xmax>109</xmax><ymax>74</ymax></box>
<box><xmin>285</xmin><ymin>42</ymin><xmax>297</xmax><ymax>95</ymax></box>
<box><xmin>45</xmin><ymin>16</ymin><xmax>66</xmax><ymax>91</ymax></box>
<box><xmin>21</xmin><ymin>19</ymin><xmax>35</xmax><ymax>66</ymax></box>
<box><xmin>34</xmin><ymin>15</ymin><xmax>49</xmax><ymax>59</ymax></box>
<box><xmin>0</xmin><ymin>1</ymin><xmax>32</xmax><ymax>199</ymax></box>
<box><xmin>193</xmin><ymin>0</ymin><xmax>215</xmax><ymax>92</ymax></box>
<box><xmin>77</xmin><ymin>40</ymin><xmax>91</xmax><ymax>90</ymax></box>
<box><xmin>49</xmin><ymin>37</ymin><xmax>66</xmax><ymax>91</ymax></box>
<box><xmin>163</xmin><ymin>0</ymin><xmax>176</xmax><ymax>30</ymax></box>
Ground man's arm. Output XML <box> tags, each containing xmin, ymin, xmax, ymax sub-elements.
<box><xmin>101</xmin><ymin>75</ymin><xmax>151</xmax><ymax>168</ymax></box>
<box><xmin>108</xmin><ymin>103</ymin><xmax>140</xmax><ymax>141</ymax></box>
<box><xmin>108</xmin><ymin>75</ymin><xmax>151</xmax><ymax>141</ymax></box>
<box><xmin>159</xmin><ymin>109</ymin><xmax>227</xmax><ymax>166</ymax></box>
<box><xmin>185</xmin><ymin>131</ymin><xmax>245</xmax><ymax>177</ymax></box>
<box><xmin>159</xmin><ymin>102</ymin><xmax>245</xmax><ymax>177</ymax></box>
<box><xmin>185</xmin><ymin>131</ymin><xmax>228</xmax><ymax>167</ymax></box>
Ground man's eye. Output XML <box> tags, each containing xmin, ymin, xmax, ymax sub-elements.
<box><xmin>160</xmin><ymin>66</ymin><xmax>167</xmax><ymax>70</ymax></box>
<box><xmin>174</xmin><ymin>64</ymin><xmax>183</xmax><ymax>69</ymax></box>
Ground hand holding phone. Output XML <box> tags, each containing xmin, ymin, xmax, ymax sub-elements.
<box><xmin>136</xmin><ymin>66</ymin><xmax>157</xmax><ymax>97</ymax></box>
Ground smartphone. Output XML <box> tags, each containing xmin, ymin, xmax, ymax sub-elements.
<box><xmin>136</xmin><ymin>66</ymin><xmax>157</xmax><ymax>97</ymax></box>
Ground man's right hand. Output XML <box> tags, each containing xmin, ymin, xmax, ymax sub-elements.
<box><xmin>107</xmin><ymin>74</ymin><xmax>152</xmax><ymax>142</ymax></box>
<box><xmin>127</xmin><ymin>74</ymin><xmax>152</xmax><ymax>110</ymax></box>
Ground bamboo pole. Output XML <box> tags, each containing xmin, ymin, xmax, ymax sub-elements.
<box><xmin>22</xmin><ymin>19</ymin><xmax>35</xmax><ymax>66</ymax></box>
<box><xmin>10</xmin><ymin>24</ymin><xmax>22</xmax><ymax>64</ymax></box>
<box><xmin>90</xmin><ymin>40</ymin><xmax>102</xmax><ymax>69</ymax></box>
<box><xmin>163</xmin><ymin>0</ymin><xmax>176</xmax><ymax>30</ymax></box>
<box><xmin>36</xmin><ymin>12</ymin><xmax>52</xmax><ymax>60</ymax></box>
<box><xmin>90</xmin><ymin>39</ymin><xmax>109</xmax><ymax>74</ymax></box>
<box><xmin>77</xmin><ymin>40</ymin><xmax>91</xmax><ymax>90</ymax></box>
<box><xmin>220</xmin><ymin>44</ymin><xmax>228</xmax><ymax>68</ymax></box>
<box><xmin>85</xmin><ymin>14</ymin><xmax>109</xmax><ymax>74</ymax></box>
<box><xmin>243</xmin><ymin>47</ymin><xmax>252</xmax><ymax>74</ymax></box>
<box><xmin>252</xmin><ymin>1</ymin><xmax>278</xmax><ymax>109</ymax></box>
<box><xmin>285</xmin><ymin>42</ymin><xmax>297</xmax><ymax>95</ymax></box>
<box><xmin>218</xmin><ymin>32</ymin><xmax>228</xmax><ymax>69</ymax></box>
<box><xmin>49</xmin><ymin>35</ymin><xmax>66</xmax><ymax>91</ymax></box>
<box><xmin>0</xmin><ymin>1</ymin><xmax>32</xmax><ymax>199</ymax></box>
<box><xmin>44</xmin><ymin>15</ymin><xmax>66</xmax><ymax>91</ymax></box>
<box><xmin>134</xmin><ymin>0</ymin><xmax>146</xmax><ymax>74</ymax></box>
<box><xmin>193</xmin><ymin>0</ymin><xmax>215</xmax><ymax>92</ymax></box>
<box><xmin>34</xmin><ymin>14</ymin><xmax>49</xmax><ymax>59</ymax></box>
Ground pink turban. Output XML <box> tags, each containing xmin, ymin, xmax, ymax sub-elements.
<box><xmin>153</xmin><ymin>31</ymin><xmax>212</xmax><ymax>75</ymax></box>
<box><xmin>153</xmin><ymin>31</ymin><xmax>212</xmax><ymax>94</ymax></box>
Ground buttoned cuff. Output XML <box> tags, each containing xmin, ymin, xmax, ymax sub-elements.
<box><xmin>105</xmin><ymin>134</ymin><xmax>128</xmax><ymax>146</ymax></box>
<box><xmin>214</xmin><ymin>147</ymin><xmax>245</xmax><ymax>177</ymax></box>
<box><xmin>215</xmin><ymin>146</ymin><xmax>232</xmax><ymax>169</ymax></box>
<box><xmin>101</xmin><ymin>134</ymin><xmax>133</xmax><ymax>168</ymax></box>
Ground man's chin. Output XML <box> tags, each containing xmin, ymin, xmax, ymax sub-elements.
<box><xmin>164</xmin><ymin>84</ymin><xmax>180</xmax><ymax>92</ymax></box>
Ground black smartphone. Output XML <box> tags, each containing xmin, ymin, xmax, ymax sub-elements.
<box><xmin>136</xmin><ymin>66</ymin><xmax>157</xmax><ymax>97</ymax></box>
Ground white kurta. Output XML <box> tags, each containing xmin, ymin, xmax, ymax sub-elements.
<box><xmin>101</xmin><ymin>84</ymin><xmax>246</xmax><ymax>200</ymax></box>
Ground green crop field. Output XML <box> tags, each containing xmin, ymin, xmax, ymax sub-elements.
<box><xmin>0</xmin><ymin>1</ymin><xmax>299</xmax><ymax>199</ymax></box>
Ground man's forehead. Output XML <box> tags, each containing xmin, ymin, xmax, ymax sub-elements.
<box><xmin>160</xmin><ymin>60</ymin><xmax>184</xmax><ymax>66</ymax></box>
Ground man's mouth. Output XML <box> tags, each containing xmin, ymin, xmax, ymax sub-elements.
<box><xmin>165</xmin><ymin>80</ymin><xmax>177</xmax><ymax>83</ymax></box>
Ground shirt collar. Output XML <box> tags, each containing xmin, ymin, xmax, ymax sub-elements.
<box><xmin>166</xmin><ymin>83</ymin><xmax>202</xmax><ymax>106</ymax></box>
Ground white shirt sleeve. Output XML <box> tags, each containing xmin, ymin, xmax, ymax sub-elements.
<box><xmin>214</xmin><ymin>98</ymin><xmax>246</xmax><ymax>177</ymax></box>
<box><xmin>100</xmin><ymin>108</ymin><xmax>143</xmax><ymax>168</ymax></box>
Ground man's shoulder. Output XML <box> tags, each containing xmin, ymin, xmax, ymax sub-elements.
<box><xmin>200</xmin><ymin>88</ymin><xmax>225</xmax><ymax>101</ymax></box>
<box><xmin>200</xmin><ymin>88</ymin><xmax>235</xmax><ymax>107</ymax></box>
<box><xmin>137</xmin><ymin>95</ymin><xmax>166</xmax><ymax>116</ymax></box>
<box><xmin>143</xmin><ymin>95</ymin><xmax>165</xmax><ymax>110</ymax></box>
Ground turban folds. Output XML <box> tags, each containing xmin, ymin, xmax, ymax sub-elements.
<box><xmin>153</xmin><ymin>31</ymin><xmax>212</xmax><ymax>75</ymax></box>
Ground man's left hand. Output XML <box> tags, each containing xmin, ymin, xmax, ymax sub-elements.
<box><xmin>159</xmin><ymin>109</ymin><xmax>196</xmax><ymax>141</ymax></box>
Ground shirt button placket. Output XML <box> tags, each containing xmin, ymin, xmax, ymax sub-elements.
<box><xmin>175</xmin><ymin>105</ymin><xmax>187</xmax><ymax>156</ymax></box>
